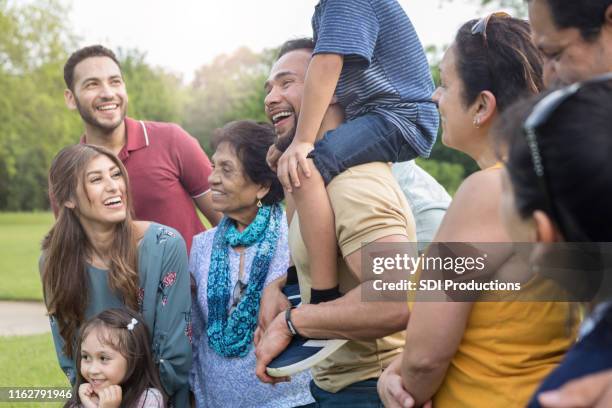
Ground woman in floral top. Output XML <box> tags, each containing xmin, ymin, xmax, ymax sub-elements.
<box><xmin>41</xmin><ymin>144</ymin><xmax>192</xmax><ymax>407</ymax></box>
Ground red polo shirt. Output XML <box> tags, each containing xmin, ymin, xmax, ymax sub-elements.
<box><xmin>81</xmin><ymin>117</ymin><xmax>212</xmax><ymax>252</ymax></box>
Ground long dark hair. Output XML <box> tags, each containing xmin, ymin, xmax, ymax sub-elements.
<box><xmin>42</xmin><ymin>144</ymin><xmax>139</xmax><ymax>357</ymax></box>
<box><xmin>68</xmin><ymin>308</ymin><xmax>166</xmax><ymax>408</ymax></box>
<box><xmin>496</xmin><ymin>80</ymin><xmax>612</xmax><ymax>242</ymax></box>
<box><xmin>454</xmin><ymin>15</ymin><xmax>543</xmax><ymax>112</ymax></box>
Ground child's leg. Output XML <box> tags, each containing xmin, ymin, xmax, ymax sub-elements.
<box><xmin>284</xmin><ymin>190</ymin><xmax>296</xmax><ymax>227</ymax></box>
<box><xmin>296</xmin><ymin>113</ymin><xmax>420</xmax><ymax>305</ymax></box>
<box><xmin>291</xmin><ymin>159</ymin><xmax>339</xmax><ymax>304</ymax></box>
<box><xmin>309</xmin><ymin>113</ymin><xmax>418</xmax><ymax>182</ymax></box>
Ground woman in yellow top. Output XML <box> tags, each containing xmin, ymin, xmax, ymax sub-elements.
<box><xmin>377</xmin><ymin>14</ymin><xmax>577</xmax><ymax>408</ymax></box>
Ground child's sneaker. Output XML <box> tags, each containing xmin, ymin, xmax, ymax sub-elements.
<box><xmin>266</xmin><ymin>284</ymin><xmax>347</xmax><ymax>378</ymax></box>
<box><xmin>266</xmin><ymin>335</ymin><xmax>347</xmax><ymax>378</ymax></box>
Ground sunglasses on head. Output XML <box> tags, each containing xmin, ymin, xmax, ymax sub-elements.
<box><xmin>522</xmin><ymin>72</ymin><xmax>612</xmax><ymax>240</ymax></box>
<box><xmin>471</xmin><ymin>11</ymin><xmax>511</xmax><ymax>46</ymax></box>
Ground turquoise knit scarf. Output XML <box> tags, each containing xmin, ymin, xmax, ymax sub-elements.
<box><xmin>207</xmin><ymin>204</ymin><xmax>282</xmax><ymax>357</ymax></box>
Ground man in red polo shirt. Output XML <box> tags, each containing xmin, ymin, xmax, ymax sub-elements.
<box><xmin>62</xmin><ymin>45</ymin><xmax>221</xmax><ymax>252</ymax></box>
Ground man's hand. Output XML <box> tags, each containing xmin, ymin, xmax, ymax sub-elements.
<box><xmin>78</xmin><ymin>383</ymin><xmax>99</xmax><ymax>408</ymax></box>
<box><xmin>255</xmin><ymin>311</ymin><xmax>293</xmax><ymax>384</ymax></box>
<box><xmin>277</xmin><ymin>141</ymin><xmax>314</xmax><ymax>192</ymax></box>
<box><xmin>97</xmin><ymin>385</ymin><xmax>122</xmax><ymax>408</ymax></box>
<box><xmin>378</xmin><ymin>356</ymin><xmax>415</xmax><ymax>408</ymax></box>
<box><xmin>539</xmin><ymin>370</ymin><xmax>612</xmax><ymax>408</ymax></box>
<box><xmin>266</xmin><ymin>145</ymin><xmax>283</xmax><ymax>172</ymax></box>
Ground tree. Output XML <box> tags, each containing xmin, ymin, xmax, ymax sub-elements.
<box><xmin>2</xmin><ymin>0</ymin><xmax>506</xmax><ymax>210</ymax></box>
<box><xmin>118</xmin><ymin>48</ymin><xmax>187</xmax><ymax>124</ymax></box>
<box><xmin>184</xmin><ymin>46</ymin><xmax>276</xmax><ymax>154</ymax></box>
<box><xmin>0</xmin><ymin>1</ymin><xmax>193</xmax><ymax>210</ymax></box>
<box><xmin>0</xmin><ymin>0</ymin><xmax>80</xmax><ymax>210</ymax></box>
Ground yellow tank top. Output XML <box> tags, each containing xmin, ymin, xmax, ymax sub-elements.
<box><xmin>434</xmin><ymin>296</ymin><xmax>577</xmax><ymax>406</ymax></box>
<box><xmin>433</xmin><ymin>164</ymin><xmax>578</xmax><ymax>407</ymax></box>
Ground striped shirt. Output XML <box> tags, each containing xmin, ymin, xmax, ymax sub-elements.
<box><xmin>312</xmin><ymin>0</ymin><xmax>439</xmax><ymax>157</ymax></box>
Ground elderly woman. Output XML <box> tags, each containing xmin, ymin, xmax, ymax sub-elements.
<box><xmin>189</xmin><ymin>120</ymin><xmax>314</xmax><ymax>408</ymax></box>
<box><xmin>41</xmin><ymin>144</ymin><xmax>192</xmax><ymax>406</ymax></box>
<box><xmin>377</xmin><ymin>14</ymin><xmax>577</xmax><ymax>408</ymax></box>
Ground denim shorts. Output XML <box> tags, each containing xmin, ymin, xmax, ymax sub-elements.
<box><xmin>309</xmin><ymin>113</ymin><xmax>418</xmax><ymax>185</ymax></box>
<box><xmin>308</xmin><ymin>378</ymin><xmax>383</xmax><ymax>408</ymax></box>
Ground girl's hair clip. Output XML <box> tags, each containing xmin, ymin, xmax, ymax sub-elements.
<box><xmin>127</xmin><ymin>318</ymin><xmax>138</xmax><ymax>331</ymax></box>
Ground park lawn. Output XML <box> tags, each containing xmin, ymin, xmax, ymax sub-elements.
<box><xmin>0</xmin><ymin>212</ymin><xmax>53</xmax><ymax>301</ymax></box>
<box><xmin>0</xmin><ymin>211</ymin><xmax>212</xmax><ymax>301</ymax></box>
<box><xmin>0</xmin><ymin>333</ymin><xmax>68</xmax><ymax>408</ymax></box>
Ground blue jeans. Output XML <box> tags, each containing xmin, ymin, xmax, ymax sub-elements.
<box><xmin>308</xmin><ymin>379</ymin><xmax>383</xmax><ymax>408</ymax></box>
<box><xmin>309</xmin><ymin>113</ymin><xmax>418</xmax><ymax>185</ymax></box>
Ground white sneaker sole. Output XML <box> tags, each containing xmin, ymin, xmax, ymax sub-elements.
<box><xmin>266</xmin><ymin>339</ymin><xmax>348</xmax><ymax>377</ymax></box>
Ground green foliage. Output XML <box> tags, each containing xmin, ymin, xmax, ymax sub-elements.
<box><xmin>0</xmin><ymin>0</ymin><xmax>80</xmax><ymax>211</ymax></box>
<box><xmin>0</xmin><ymin>0</ymin><xmax>484</xmax><ymax>210</ymax></box>
<box><xmin>429</xmin><ymin>136</ymin><xmax>479</xmax><ymax>178</ymax></box>
<box><xmin>183</xmin><ymin>46</ymin><xmax>276</xmax><ymax>154</ymax></box>
<box><xmin>119</xmin><ymin>48</ymin><xmax>187</xmax><ymax>123</ymax></box>
<box><xmin>0</xmin><ymin>212</ymin><xmax>53</xmax><ymax>300</ymax></box>
<box><xmin>0</xmin><ymin>1</ymin><xmax>195</xmax><ymax>210</ymax></box>
<box><xmin>416</xmin><ymin>158</ymin><xmax>465</xmax><ymax>195</ymax></box>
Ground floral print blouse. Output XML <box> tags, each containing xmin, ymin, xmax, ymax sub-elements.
<box><xmin>47</xmin><ymin>224</ymin><xmax>192</xmax><ymax>407</ymax></box>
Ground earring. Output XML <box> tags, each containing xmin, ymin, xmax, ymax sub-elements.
<box><xmin>473</xmin><ymin>117</ymin><xmax>481</xmax><ymax>128</ymax></box>
<box><xmin>257</xmin><ymin>199</ymin><xmax>262</xmax><ymax>208</ymax></box>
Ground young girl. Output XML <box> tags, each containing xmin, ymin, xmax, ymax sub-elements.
<box><xmin>66</xmin><ymin>308</ymin><xmax>166</xmax><ymax>408</ymax></box>
<box><xmin>66</xmin><ymin>309</ymin><xmax>166</xmax><ymax>408</ymax></box>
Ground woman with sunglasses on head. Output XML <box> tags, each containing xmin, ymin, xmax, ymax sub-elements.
<box><xmin>41</xmin><ymin>144</ymin><xmax>192</xmax><ymax>407</ymax></box>
<box><xmin>496</xmin><ymin>75</ymin><xmax>612</xmax><ymax>408</ymax></box>
<box><xmin>189</xmin><ymin>121</ymin><xmax>314</xmax><ymax>408</ymax></box>
<box><xmin>377</xmin><ymin>14</ymin><xmax>578</xmax><ymax>408</ymax></box>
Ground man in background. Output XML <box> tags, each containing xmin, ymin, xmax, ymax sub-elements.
<box><xmin>62</xmin><ymin>45</ymin><xmax>221</xmax><ymax>251</ymax></box>
<box><xmin>528</xmin><ymin>0</ymin><xmax>612</xmax><ymax>86</ymax></box>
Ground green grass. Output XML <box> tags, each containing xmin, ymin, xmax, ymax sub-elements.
<box><xmin>0</xmin><ymin>212</ymin><xmax>53</xmax><ymax>301</ymax></box>
<box><xmin>0</xmin><ymin>210</ymin><xmax>213</xmax><ymax>302</ymax></box>
<box><xmin>0</xmin><ymin>334</ymin><xmax>68</xmax><ymax>407</ymax></box>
